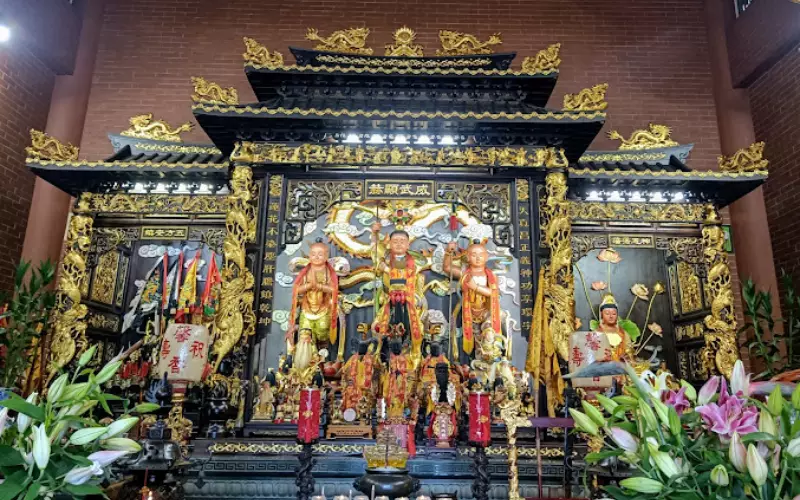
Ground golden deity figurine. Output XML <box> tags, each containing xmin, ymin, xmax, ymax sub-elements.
<box><xmin>340</xmin><ymin>341</ymin><xmax>379</xmax><ymax>419</ymax></box>
<box><xmin>382</xmin><ymin>341</ymin><xmax>414</xmax><ymax>420</ymax></box>
<box><xmin>371</xmin><ymin>224</ymin><xmax>424</xmax><ymax>363</ymax></box>
<box><xmin>252</xmin><ymin>371</ymin><xmax>276</xmax><ymax>421</ymax></box>
<box><xmin>443</xmin><ymin>241</ymin><xmax>503</xmax><ymax>358</ymax></box>
<box><xmin>288</xmin><ymin>241</ymin><xmax>340</xmax><ymax>367</ymax></box>
<box><xmin>594</xmin><ymin>295</ymin><xmax>649</xmax><ymax>373</ymax></box>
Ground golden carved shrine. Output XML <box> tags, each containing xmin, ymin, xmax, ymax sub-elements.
<box><xmin>25</xmin><ymin>27</ymin><xmax>767</xmax><ymax>500</ymax></box>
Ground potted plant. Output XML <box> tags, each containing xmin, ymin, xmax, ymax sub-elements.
<box><xmin>0</xmin><ymin>344</ymin><xmax>157</xmax><ymax>499</ymax></box>
<box><xmin>570</xmin><ymin>362</ymin><xmax>800</xmax><ymax>499</ymax></box>
<box><xmin>0</xmin><ymin>260</ymin><xmax>57</xmax><ymax>398</ymax></box>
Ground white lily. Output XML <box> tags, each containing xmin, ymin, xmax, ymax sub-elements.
<box><xmin>16</xmin><ymin>392</ymin><xmax>37</xmax><ymax>433</ymax></box>
<box><xmin>32</xmin><ymin>424</ymin><xmax>50</xmax><ymax>470</ymax></box>
<box><xmin>0</xmin><ymin>407</ymin><xmax>9</xmax><ymax>437</ymax></box>
<box><xmin>87</xmin><ymin>450</ymin><xmax>131</xmax><ymax>467</ymax></box>
<box><xmin>731</xmin><ymin>360</ymin><xmax>751</xmax><ymax>397</ymax></box>
<box><xmin>64</xmin><ymin>463</ymin><xmax>103</xmax><ymax>485</ymax></box>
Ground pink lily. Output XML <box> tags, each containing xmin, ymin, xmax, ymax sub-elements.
<box><xmin>731</xmin><ymin>360</ymin><xmax>751</xmax><ymax>397</ymax></box>
<box><xmin>698</xmin><ymin>376</ymin><xmax>720</xmax><ymax>405</ymax></box>
<box><xmin>662</xmin><ymin>387</ymin><xmax>691</xmax><ymax>415</ymax></box>
<box><xmin>696</xmin><ymin>386</ymin><xmax>758</xmax><ymax>443</ymax></box>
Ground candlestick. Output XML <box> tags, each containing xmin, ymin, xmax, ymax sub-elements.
<box><xmin>297</xmin><ymin>387</ymin><xmax>321</xmax><ymax>444</ymax></box>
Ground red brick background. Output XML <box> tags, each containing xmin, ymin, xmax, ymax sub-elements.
<box><xmin>0</xmin><ymin>42</ymin><xmax>54</xmax><ymax>291</ymax></box>
<box><xmin>80</xmin><ymin>0</ymin><xmax>722</xmax><ymax>170</ymax></box>
<box><xmin>750</xmin><ymin>48</ymin><xmax>800</xmax><ymax>284</ymax></box>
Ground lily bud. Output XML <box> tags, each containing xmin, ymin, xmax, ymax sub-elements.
<box><xmin>647</xmin><ymin>442</ymin><xmax>680</xmax><ymax>478</ymax></box>
<box><xmin>619</xmin><ymin>477</ymin><xmax>664</xmax><ymax>494</ymax></box>
<box><xmin>0</xmin><ymin>407</ymin><xmax>9</xmax><ymax>438</ymax></box>
<box><xmin>17</xmin><ymin>392</ymin><xmax>38</xmax><ymax>433</ymax></box>
<box><xmin>595</xmin><ymin>394</ymin><xmax>618</xmax><ymax>414</ymax></box>
<box><xmin>95</xmin><ymin>360</ymin><xmax>122</xmax><ymax>385</ymax></box>
<box><xmin>639</xmin><ymin>402</ymin><xmax>659</xmax><ymax>431</ymax></box>
<box><xmin>101</xmin><ymin>417</ymin><xmax>139</xmax><ymax>439</ymax></box>
<box><xmin>786</xmin><ymin>437</ymin><xmax>800</xmax><ymax>457</ymax></box>
<box><xmin>87</xmin><ymin>449</ymin><xmax>131</xmax><ymax>467</ymax></box>
<box><xmin>747</xmin><ymin>443</ymin><xmax>768</xmax><ymax>486</ymax></box>
<box><xmin>77</xmin><ymin>345</ymin><xmax>98</xmax><ymax>368</ymax></box>
<box><xmin>47</xmin><ymin>374</ymin><xmax>68</xmax><ymax>403</ymax></box>
<box><xmin>581</xmin><ymin>400</ymin><xmax>606</xmax><ymax>427</ymax></box>
<box><xmin>767</xmin><ymin>385</ymin><xmax>784</xmax><ymax>416</ymax></box>
<box><xmin>710</xmin><ymin>464</ymin><xmax>729</xmax><ymax>486</ymax></box>
<box><xmin>569</xmin><ymin>409</ymin><xmax>599</xmax><ymax>436</ymax></box>
<box><xmin>608</xmin><ymin>427</ymin><xmax>638</xmax><ymax>453</ymax></box>
<box><xmin>698</xmin><ymin>376</ymin><xmax>720</xmax><ymax>405</ymax></box>
<box><xmin>730</xmin><ymin>432</ymin><xmax>747</xmax><ymax>472</ymax></box>
<box><xmin>64</xmin><ymin>464</ymin><xmax>102</xmax><ymax>486</ymax></box>
<box><xmin>69</xmin><ymin>427</ymin><xmax>108</xmax><ymax>446</ymax></box>
<box><xmin>102</xmin><ymin>438</ymin><xmax>142</xmax><ymax>453</ymax></box>
<box><xmin>792</xmin><ymin>383</ymin><xmax>800</xmax><ymax>410</ymax></box>
<box><xmin>731</xmin><ymin>360</ymin><xmax>751</xmax><ymax>397</ymax></box>
<box><xmin>651</xmin><ymin>398</ymin><xmax>670</xmax><ymax>427</ymax></box>
<box><xmin>759</xmin><ymin>409</ymin><xmax>777</xmax><ymax>437</ymax></box>
<box><xmin>32</xmin><ymin>424</ymin><xmax>50</xmax><ymax>470</ymax></box>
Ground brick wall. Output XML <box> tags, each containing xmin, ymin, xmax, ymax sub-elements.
<box><xmin>0</xmin><ymin>41</ymin><xmax>55</xmax><ymax>291</ymax></box>
<box><xmin>81</xmin><ymin>0</ymin><xmax>722</xmax><ymax>171</ymax></box>
<box><xmin>750</xmin><ymin>47</ymin><xmax>800</xmax><ymax>284</ymax></box>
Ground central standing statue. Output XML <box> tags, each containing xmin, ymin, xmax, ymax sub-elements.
<box><xmin>444</xmin><ymin>240</ymin><xmax>502</xmax><ymax>359</ymax></box>
<box><xmin>371</xmin><ymin>223</ymin><xmax>424</xmax><ymax>364</ymax></box>
<box><xmin>287</xmin><ymin>240</ymin><xmax>340</xmax><ymax>369</ymax></box>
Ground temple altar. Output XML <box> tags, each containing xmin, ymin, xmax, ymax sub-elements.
<box><xmin>24</xmin><ymin>26</ymin><xmax>768</xmax><ymax>500</ymax></box>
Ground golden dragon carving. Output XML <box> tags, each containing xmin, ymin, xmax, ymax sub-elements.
<box><xmin>563</xmin><ymin>83</ymin><xmax>608</xmax><ymax>112</ymax></box>
<box><xmin>305</xmin><ymin>27</ymin><xmax>373</xmax><ymax>55</ymax></box>
<box><xmin>191</xmin><ymin>76</ymin><xmax>239</xmax><ymax>105</ymax></box>
<box><xmin>701</xmin><ymin>206</ymin><xmax>738</xmax><ymax>379</ymax></box>
<box><xmin>26</xmin><ymin>130</ymin><xmax>79</xmax><ymax>162</ymax></box>
<box><xmin>718</xmin><ymin>141</ymin><xmax>769</xmax><ymax>173</ymax></box>
<box><xmin>607</xmin><ymin>123</ymin><xmax>679</xmax><ymax>151</ymax></box>
<box><xmin>212</xmin><ymin>166</ymin><xmax>256</xmax><ymax>371</ymax></box>
<box><xmin>120</xmin><ymin>113</ymin><xmax>193</xmax><ymax>142</ymax></box>
<box><xmin>521</xmin><ymin>43</ymin><xmax>561</xmax><ymax>74</ymax></box>
<box><xmin>48</xmin><ymin>210</ymin><xmax>94</xmax><ymax>380</ymax></box>
<box><xmin>242</xmin><ymin>37</ymin><xmax>284</xmax><ymax>67</ymax></box>
<box><xmin>436</xmin><ymin>30</ymin><xmax>502</xmax><ymax>56</ymax></box>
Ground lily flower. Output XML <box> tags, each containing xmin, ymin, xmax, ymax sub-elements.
<box><xmin>698</xmin><ymin>376</ymin><xmax>720</xmax><ymax>405</ymax></box>
<box><xmin>697</xmin><ymin>387</ymin><xmax>758</xmax><ymax>442</ymax></box>
<box><xmin>730</xmin><ymin>432</ymin><xmax>747</xmax><ymax>472</ymax></box>
<box><xmin>710</xmin><ymin>464</ymin><xmax>729</xmax><ymax>486</ymax></box>
<box><xmin>731</xmin><ymin>360</ymin><xmax>751</xmax><ymax>397</ymax></box>
<box><xmin>32</xmin><ymin>424</ymin><xmax>50</xmax><ymax>470</ymax></box>
<box><xmin>16</xmin><ymin>392</ymin><xmax>37</xmax><ymax>433</ymax></box>
<box><xmin>608</xmin><ymin>427</ymin><xmax>638</xmax><ymax>453</ymax></box>
<box><xmin>662</xmin><ymin>386</ymin><xmax>691</xmax><ymax>415</ymax></box>
<box><xmin>747</xmin><ymin>444</ymin><xmax>768</xmax><ymax>486</ymax></box>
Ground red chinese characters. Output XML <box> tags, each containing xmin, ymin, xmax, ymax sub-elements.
<box><xmin>469</xmin><ymin>391</ymin><xmax>491</xmax><ymax>447</ymax></box>
<box><xmin>168</xmin><ymin>356</ymin><xmax>183</xmax><ymax>374</ymax></box>
<box><xmin>161</xmin><ymin>340</ymin><xmax>171</xmax><ymax>357</ymax></box>
<box><xmin>189</xmin><ymin>341</ymin><xmax>205</xmax><ymax>358</ymax></box>
<box><xmin>585</xmin><ymin>332</ymin><xmax>602</xmax><ymax>351</ymax></box>
<box><xmin>572</xmin><ymin>346</ymin><xmax>585</xmax><ymax>367</ymax></box>
<box><xmin>297</xmin><ymin>388</ymin><xmax>321</xmax><ymax>444</ymax></box>
<box><xmin>174</xmin><ymin>326</ymin><xmax>192</xmax><ymax>343</ymax></box>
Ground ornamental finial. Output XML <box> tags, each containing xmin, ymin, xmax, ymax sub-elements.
<box><xmin>26</xmin><ymin>130</ymin><xmax>79</xmax><ymax>162</ymax></box>
<box><xmin>120</xmin><ymin>114</ymin><xmax>193</xmax><ymax>143</ymax></box>
<box><xmin>607</xmin><ymin>124</ymin><xmax>679</xmax><ymax>151</ymax></box>
<box><xmin>521</xmin><ymin>43</ymin><xmax>561</xmax><ymax>74</ymax></box>
<box><xmin>436</xmin><ymin>30</ymin><xmax>502</xmax><ymax>56</ymax></box>
<box><xmin>385</xmin><ymin>27</ymin><xmax>424</xmax><ymax>57</ymax></box>
<box><xmin>718</xmin><ymin>142</ymin><xmax>768</xmax><ymax>173</ymax></box>
<box><xmin>242</xmin><ymin>37</ymin><xmax>284</xmax><ymax>67</ymax></box>
<box><xmin>305</xmin><ymin>27</ymin><xmax>373</xmax><ymax>55</ymax></box>
<box><xmin>191</xmin><ymin>76</ymin><xmax>239</xmax><ymax>105</ymax></box>
<box><xmin>562</xmin><ymin>83</ymin><xmax>608</xmax><ymax>112</ymax></box>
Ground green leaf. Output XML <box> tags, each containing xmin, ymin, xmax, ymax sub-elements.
<box><xmin>24</xmin><ymin>482</ymin><xmax>41</xmax><ymax>500</ymax></box>
<box><xmin>133</xmin><ymin>402</ymin><xmax>161</xmax><ymax>414</ymax></box>
<box><xmin>586</xmin><ymin>450</ymin><xmax>622</xmax><ymax>463</ymax></box>
<box><xmin>0</xmin><ymin>444</ymin><xmax>25</xmax><ymax>466</ymax></box>
<box><xmin>741</xmin><ymin>432</ymin><xmax>777</xmax><ymax>444</ymax></box>
<box><xmin>0</xmin><ymin>395</ymin><xmax>45</xmax><ymax>422</ymax></box>
<box><xmin>0</xmin><ymin>470</ymin><xmax>28</xmax><ymax>499</ymax></box>
<box><xmin>619</xmin><ymin>319</ymin><xmax>641</xmax><ymax>342</ymax></box>
<box><xmin>65</xmin><ymin>484</ymin><xmax>104</xmax><ymax>497</ymax></box>
<box><xmin>589</xmin><ymin>319</ymin><xmax>599</xmax><ymax>331</ymax></box>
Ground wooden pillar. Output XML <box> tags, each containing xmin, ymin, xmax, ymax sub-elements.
<box><xmin>21</xmin><ymin>0</ymin><xmax>105</xmax><ymax>267</ymax></box>
<box><xmin>704</xmin><ymin>0</ymin><xmax>780</xmax><ymax>306</ymax></box>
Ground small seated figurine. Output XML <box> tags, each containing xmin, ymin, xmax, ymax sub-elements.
<box><xmin>253</xmin><ymin>371</ymin><xmax>277</xmax><ymax>421</ymax></box>
<box><xmin>427</xmin><ymin>362</ymin><xmax>457</xmax><ymax>448</ymax></box>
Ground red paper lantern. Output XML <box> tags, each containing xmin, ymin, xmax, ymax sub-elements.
<box><xmin>469</xmin><ymin>391</ymin><xmax>491</xmax><ymax>447</ymax></box>
<box><xmin>297</xmin><ymin>387</ymin><xmax>321</xmax><ymax>444</ymax></box>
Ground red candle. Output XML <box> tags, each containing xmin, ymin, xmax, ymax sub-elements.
<box><xmin>297</xmin><ymin>387</ymin><xmax>321</xmax><ymax>444</ymax></box>
<box><xmin>469</xmin><ymin>391</ymin><xmax>491</xmax><ymax>447</ymax></box>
